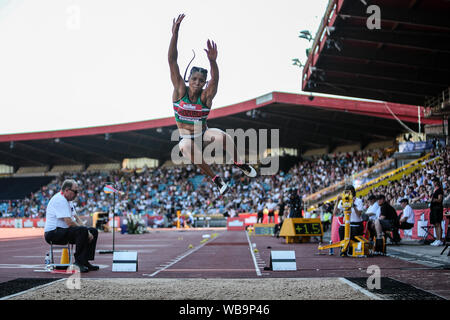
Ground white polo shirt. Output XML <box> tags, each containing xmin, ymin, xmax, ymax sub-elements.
<box><xmin>338</xmin><ymin>197</ymin><xmax>364</xmax><ymax>223</ymax></box>
<box><xmin>44</xmin><ymin>192</ymin><xmax>76</xmax><ymax>232</ymax></box>
<box><xmin>266</xmin><ymin>202</ymin><xmax>277</xmax><ymax>211</ymax></box>
<box><xmin>366</xmin><ymin>202</ymin><xmax>381</xmax><ymax>221</ymax></box>
<box><xmin>401</xmin><ymin>204</ymin><xmax>415</xmax><ymax>224</ymax></box>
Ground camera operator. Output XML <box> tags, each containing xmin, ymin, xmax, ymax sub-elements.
<box><xmin>287</xmin><ymin>188</ymin><xmax>303</xmax><ymax>218</ymax></box>
<box><xmin>333</xmin><ymin>185</ymin><xmax>364</xmax><ymax>245</ymax></box>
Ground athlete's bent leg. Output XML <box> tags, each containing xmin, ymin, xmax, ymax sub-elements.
<box><xmin>203</xmin><ymin>128</ymin><xmax>257</xmax><ymax>177</ymax></box>
<box><xmin>179</xmin><ymin>138</ymin><xmax>229</xmax><ymax>195</ymax></box>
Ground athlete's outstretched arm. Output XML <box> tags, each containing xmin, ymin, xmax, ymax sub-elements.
<box><xmin>169</xmin><ymin>14</ymin><xmax>186</xmax><ymax>101</ymax></box>
<box><xmin>203</xmin><ymin>39</ymin><xmax>219</xmax><ymax>108</ymax></box>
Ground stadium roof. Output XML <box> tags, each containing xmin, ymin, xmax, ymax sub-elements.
<box><xmin>0</xmin><ymin>92</ymin><xmax>440</xmax><ymax>168</ymax></box>
<box><xmin>301</xmin><ymin>0</ymin><xmax>450</xmax><ymax>106</ymax></box>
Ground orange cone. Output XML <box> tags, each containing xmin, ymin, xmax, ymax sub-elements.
<box><xmin>60</xmin><ymin>248</ymin><xmax>70</xmax><ymax>265</ymax></box>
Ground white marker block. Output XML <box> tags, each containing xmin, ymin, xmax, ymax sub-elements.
<box><xmin>112</xmin><ymin>251</ymin><xmax>138</xmax><ymax>272</ymax></box>
<box><xmin>270</xmin><ymin>250</ymin><xmax>297</xmax><ymax>271</ymax></box>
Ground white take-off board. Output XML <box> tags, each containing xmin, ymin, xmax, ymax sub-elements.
<box><xmin>270</xmin><ymin>250</ymin><xmax>297</xmax><ymax>271</ymax></box>
<box><xmin>112</xmin><ymin>251</ymin><xmax>138</xmax><ymax>272</ymax></box>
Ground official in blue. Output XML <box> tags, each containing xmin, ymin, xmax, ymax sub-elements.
<box><xmin>44</xmin><ymin>179</ymin><xmax>99</xmax><ymax>273</ymax></box>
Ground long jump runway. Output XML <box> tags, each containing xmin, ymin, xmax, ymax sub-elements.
<box><xmin>0</xmin><ymin>228</ymin><xmax>449</xmax><ymax>300</ymax></box>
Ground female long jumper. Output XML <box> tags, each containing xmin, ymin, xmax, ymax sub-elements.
<box><xmin>168</xmin><ymin>14</ymin><xmax>256</xmax><ymax>195</ymax></box>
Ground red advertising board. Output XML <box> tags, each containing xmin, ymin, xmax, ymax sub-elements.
<box><xmin>398</xmin><ymin>208</ymin><xmax>449</xmax><ymax>240</ymax></box>
<box><xmin>226</xmin><ymin>217</ymin><xmax>246</xmax><ymax>231</ymax></box>
<box><xmin>0</xmin><ymin>218</ymin><xmax>46</xmax><ymax>228</ymax></box>
<box><xmin>238</xmin><ymin>213</ymin><xmax>279</xmax><ymax>227</ymax></box>
<box><xmin>0</xmin><ymin>218</ymin><xmax>16</xmax><ymax>228</ymax></box>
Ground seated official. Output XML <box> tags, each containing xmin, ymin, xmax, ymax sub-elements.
<box><xmin>44</xmin><ymin>179</ymin><xmax>99</xmax><ymax>273</ymax></box>
<box><xmin>364</xmin><ymin>194</ymin><xmax>381</xmax><ymax>239</ymax></box>
<box><xmin>364</xmin><ymin>194</ymin><xmax>380</xmax><ymax>221</ymax></box>
<box><xmin>373</xmin><ymin>194</ymin><xmax>400</xmax><ymax>250</ymax></box>
<box><xmin>398</xmin><ymin>198</ymin><xmax>415</xmax><ymax>231</ymax></box>
<box><xmin>334</xmin><ymin>185</ymin><xmax>364</xmax><ymax>242</ymax></box>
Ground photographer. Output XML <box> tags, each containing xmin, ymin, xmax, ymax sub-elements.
<box><xmin>333</xmin><ymin>185</ymin><xmax>364</xmax><ymax>244</ymax></box>
<box><xmin>287</xmin><ymin>189</ymin><xmax>303</xmax><ymax>218</ymax></box>
<box><xmin>274</xmin><ymin>198</ymin><xmax>286</xmax><ymax>238</ymax></box>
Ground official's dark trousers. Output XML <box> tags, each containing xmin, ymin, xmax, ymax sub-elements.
<box><xmin>338</xmin><ymin>222</ymin><xmax>364</xmax><ymax>241</ymax></box>
<box><xmin>44</xmin><ymin>226</ymin><xmax>98</xmax><ymax>265</ymax></box>
<box><xmin>257</xmin><ymin>211</ymin><xmax>264</xmax><ymax>223</ymax></box>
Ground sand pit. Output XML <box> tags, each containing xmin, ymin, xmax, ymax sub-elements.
<box><xmin>8</xmin><ymin>278</ymin><xmax>375</xmax><ymax>300</ymax></box>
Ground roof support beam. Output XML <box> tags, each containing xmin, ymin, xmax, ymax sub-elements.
<box><xmin>307</xmin><ymin>83</ymin><xmax>424</xmax><ymax>106</ymax></box>
<box><xmin>311</xmin><ymin>74</ymin><xmax>439</xmax><ymax>100</ymax></box>
<box><xmin>318</xmin><ymin>57</ymin><xmax>449</xmax><ymax>88</ymax></box>
<box><xmin>263</xmin><ymin>109</ymin><xmax>398</xmax><ymax>140</ymax></box>
<box><xmin>16</xmin><ymin>141</ymin><xmax>83</xmax><ymax>165</ymax></box>
<box><xmin>0</xmin><ymin>149</ymin><xmax>46</xmax><ymax>166</ymax></box>
<box><xmin>339</xmin><ymin>4</ymin><xmax>450</xmax><ymax>31</ymax></box>
<box><xmin>321</xmin><ymin>46</ymin><xmax>450</xmax><ymax>73</ymax></box>
<box><xmin>61</xmin><ymin>139</ymin><xmax>120</xmax><ymax>164</ymax></box>
<box><xmin>334</xmin><ymin>28</ymin><xmax>450</xmax><ymax>54</ymax></box>
<box><xmin>212</xmin><ymin>115</ymin><xmax>358</xmax><ymax>145</ymax></box>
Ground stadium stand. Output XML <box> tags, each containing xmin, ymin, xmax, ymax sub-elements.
<box><xmin>50</xmin><ymin>165</ymin><xmax>85</xmax><ymax>174</ymax></box>
<box><xmin>15</xmin><ymin>166</ymin><xmax>49</xmax><ymax>176</ymax></box>
<box><xmin>1</xmin><ymin>146</ymin><xmax>424</xmax><ymax>220</ymax></box>
<box><xmin>1</xmin><ymin>141</ymin><xmax>449</xmax><ymax>230</ymax></box>
<box><xmin>86</xmin><ymin>163</ymin><xmax>121</xmax><ymax>172</ymax></box>
<box><xmin>0</xmin><ymin>176</ymin><xmax>54</xmax><ymax>201</ymax></box>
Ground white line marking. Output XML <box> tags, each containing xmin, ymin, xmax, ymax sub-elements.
<box><xmin>245</xmin><ymin>231</ymin><xmax>262</xmax><ymax>277</ymax></box>
<box><xmin>143</xmin><ymin>234</ymin><xmax>221</xmax><ymax>277</ymax></box>
<box><xmin>338</xmin><ymin>278</ymin><xmax>382</xmax><ymax>300</ymax></box>
<box><xmin>0</xmin><ymin>264</ymin><xmax>44</xmax><ymax>269</ymax></box>
<box><xmin>0</xmin><ymin>279</ymin><xmax>66</xmax><ymax>300</ymax></box>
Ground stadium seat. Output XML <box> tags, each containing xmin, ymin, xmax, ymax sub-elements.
<box><xmin>48</xmin><ymin>242</ymin><xmax>74</xmax><ymax>270</ymax></box>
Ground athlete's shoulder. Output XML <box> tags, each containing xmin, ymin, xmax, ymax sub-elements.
<box><xmin>173</xmin><ymin>85</ymin><xmax>188</xmax><ymax>103</ymax></box>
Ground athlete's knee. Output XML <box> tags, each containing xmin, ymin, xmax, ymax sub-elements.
<box><xmin>205</xmin><ymin>128</ymin><xmax>226</xmax><ymax>142</ymax></box>
<box><xmin>178</xmin><ymin>139</ymin><xmax>193</xmax><ymax>154</ymax></box>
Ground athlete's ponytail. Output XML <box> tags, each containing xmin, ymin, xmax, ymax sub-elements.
<box><xmin>183</xmin><ymin>50</ymin><xmax>196</xmax><ymax>82</ymax></box>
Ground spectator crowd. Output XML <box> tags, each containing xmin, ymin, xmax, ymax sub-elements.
<box><xmin>1</xmin><ymin>147</ymin><xmax>448</xmax><ymax>230</ymax></box>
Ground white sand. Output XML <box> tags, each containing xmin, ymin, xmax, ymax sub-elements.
<box><xmin>9</xmin><ymin>278</ymin><xmax>374</xmax><ymax>300</ymax></box>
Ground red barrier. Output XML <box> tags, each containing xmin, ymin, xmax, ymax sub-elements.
<box><xmin>0</xmin><ymin>218</ymin><xmax>46</xmax><ymax>228</ymax></box>
<box><xmin>399</xmin><ymin>208</ymin><xmax>449</xmax><ymax>240</ymax></box>
<box><xmin>330</xmin><ymin>216</ymin><xmax>343</xmax><ymax>243</ymax></box>
<box><xmin>0</xmin><ymin>218</ymin><xmax>17</xmax><ymax>228</ymax></box>
<box><xmin>238</xmin><ymin>213</ymin><xmax>279</xmax><ymax>227</ymax></box>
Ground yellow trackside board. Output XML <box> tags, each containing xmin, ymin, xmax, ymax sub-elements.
<box><xmin>279</xmin><ymin>218</ymin><xmax>323</xmax><ymax>237</ymax></box>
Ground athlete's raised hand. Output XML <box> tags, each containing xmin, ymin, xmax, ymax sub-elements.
<box><xmin>204</xmin><ymin>39</ymin><xmax>218</xmax><ymax>62</ymax></box>
<box><xmin>172</xmin><ymin>14</ymin><xmax>185</xmax><ymax>35</ymax></box>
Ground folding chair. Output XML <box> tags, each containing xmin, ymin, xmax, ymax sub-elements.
<box><xmin>48</xmin><ymin>241</ymin><xmax>74</xmax><ymax>270</ymax></box>
<box><xmin>441</xmin><ymin>223</ymin><xmax>450</xmax><ymax>256</ymax></box>
<box><xmin>419</xmin><ymin>225</ymin><xmax>436</xmax><ymax>244</ymax></box>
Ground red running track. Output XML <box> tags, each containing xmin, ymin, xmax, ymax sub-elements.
<box><xmin>0</xmin><ymin>228</ymin><xmax>449</xmax><ymax>298</ymax></box>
